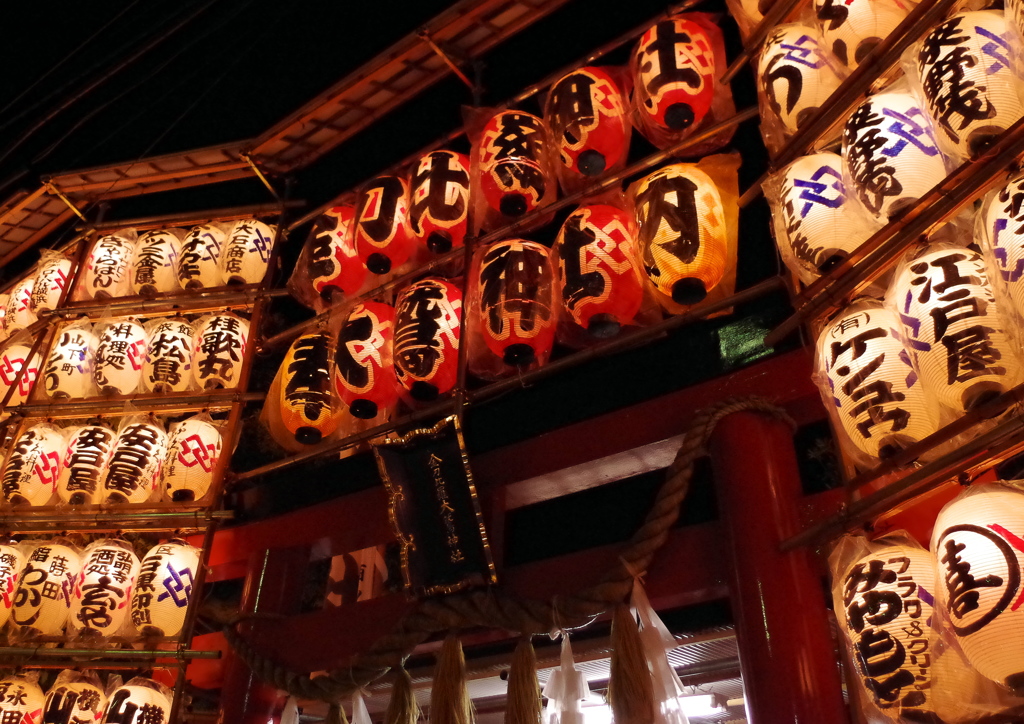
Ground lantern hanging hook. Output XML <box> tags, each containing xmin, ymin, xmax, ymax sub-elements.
<box><xmin>240</xmin><ymin>154</ymin><xmax>281</xmax><ymax>203</ymax></box>
<box><xmin>418</xmin><ymin>30</ymin><xmax>476</xmax><ymax>92</ymax></box>
<box><xmin>44</xmin><ymin>181</ymin><xmax>88</xmax><ymax>223</ymax></box>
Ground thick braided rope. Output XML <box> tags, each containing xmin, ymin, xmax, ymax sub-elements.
<box><xmin>224</xmin><ymin>396</ymin><xmax>791</xmax><ymax>701</ymax></box>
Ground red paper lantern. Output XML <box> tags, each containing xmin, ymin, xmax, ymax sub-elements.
<box><xmin>410</xmin><ymin>150</ymin><xmax>471</xmax><ymax>253</ymax></box>
<box><xmin>545</xmin><ymin>67</ymin><xmax>630</xmax><ymax>180</ymax></box>
<box><xmin>335</xmin><ymin>301</ymin><xmax>400</xmax><ymax>419</ymax></box>
<box><xmin>478</xmin><ymin>111</ymin><xmax>552</xmax><ymax>219</ymax></box>
<box><xmin>308</xmin><ymin>205</ymin><xmax>365</xmax><ymax>302</ymax></box>
<box><xmin>279</xmin><ymin>332</ymin><xmax>340</xmax><ymax>444</ymax></box>
<box><xmin>634</xmin><ymin>18</ymin><xmax>716</xmax><ymax>134</ymax></box>
<box><xmin>394</xmin><ymin>278</ymin><xmax>462</xmax><ymax>400</ymax></box>
<box><xmin>354</xmin><ymin>176</ymin><xmax>415</xmax><ymax>275</ymax></box>
<box><xmin>477</xmin><ymin>239</ymin><xmax>556</xmax><ymax>365</ymax></box>
<box><xmin>555</xmin><ymin>204</ymin><xmax>644</xmax><ymax>337</ymax></box>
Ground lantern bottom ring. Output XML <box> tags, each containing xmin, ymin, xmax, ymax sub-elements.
<box><xmin>503</xmin><ymin>343</ymin><xmax>536</xmax><ymax>367</ymax></box>
<box><xmin>963</xmin><ymin>381</ymin><xmax>1006</xmax><ymax>413</ymax></box>
<box><xmin>577</xmin><ymin>150</ymin><xmax>606</xmax><ymax>176</ymax></box>
<box><xmin>588</xmin><ymin>313</ymin><xmax>621</xmax><ymax>339</ymax></box>
<box><xmin>499</xmin><ymin>194</ymin><xmax>528</xmax><ymax>218</ymax></box>
<box><xmin>350</xmin><ymin>399</ymin><xmax>379</xmax><ymax>419</ymax></box>
<box><xmin>664</xmin><ymin>102</ymin><xmax>695</xmax><ymax>130</ymax></box>
<box><xmin>427</xmin><ymin>232</ymin><xmax>453</xmax><ymax>254</ymax></box>
<box><xmin>367</xmin><ymin>253</ymin><xmax>392</xmax><ymax>275</ymax></box>
<box><xmin>410</xmin><ymin>381</ymin><xmax>439</xmax><ymax>401</ymax></box>
<box><xmin>968</xmin><ymin>126</ymin><xmax>1004</xmax><ymax>158</ymax></box>
<box><xmin>672</xmin><ymin>278</ymin><xmax>708</xmax><ymax>305</ymax></box>
<box><xmin>294</xmin><ymin>426</ymin><xmax>323</xmax><ymax>445</ymax></box>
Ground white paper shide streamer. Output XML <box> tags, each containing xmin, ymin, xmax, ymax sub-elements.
<box><xmin>543</xmin><ymin>634</ymin><xmax>591</xmax><ymax>724</ymax></box>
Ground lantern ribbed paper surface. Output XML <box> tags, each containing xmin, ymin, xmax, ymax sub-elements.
<box><xmin>394</xmin><ymin>278</ymin><xmax>462</xmax><ymax>401</ymax></box>
<box><xmin>43</xmin><ymin>326</ymin><xmax>97</xmax><ymax>399</ymax></box>
<box><xmin>632</xmin><ymin>163</ymin><xmax>728</xmax><ymax>304</ymax></box>
<box><xmin>335</xmin><ymin>301</ymin><xmax>399</xmax><ymax>419</ymax></box>
<box><xmin>131</xmin><ymin>230</ymin><xmax>181</xmax><ymax>296</ymax></box>
<box><xmin>279</xmin><ymin>332</ymin><xmax>340</xmax><ymax>444</ymax></box>
<box><xmin>58</xmin><ymin>425</ymin><xmax>116</xmax><ymax>505</ymax></box>
<box><xmin>94</xmin><ymin>320</ymin><xmax>147</xmax><ymax>396</ymax></box>
<box><xmin>0</xmin><ymin>676</ymin><xmax>44</xmax><ymax>724</ymax></box>
<box><xmin>815</xmin><ymin>0</ymin><xmax>911</xmax><ymax>69</ymax></box>
<box><xmin>177</xmin><ymin>224</ymin><xmax>225</xmax><ymax>290</ymax></box>
<box><xmin>0</xmin><ymin>545</ymin><xmax>25</xmax><ymax>630</ymax></box>
<box><xmin>0</xmin><ymin>294</ymin><xmax>8</xmax><ymax>340</ymax></box>
<box><xmin>634</xmin><ymin>19</ymin><xmax>715</xmax><ymax>135</ymax></box>
<box><xmin>131</xmin><ymin>541</ymin><xmax>199</xmax><ymax>637</ymax></box>
<box><xmin>758</xmin><ymin>24</ymin><xmax>844</xmax><ymax>134</ymax></box>
<box><xmin>308</xmin><ymin>205</ymin><xmax>365</xmax><ymax>301</ymax></box>
<box><xmin>410</xmin><ymin>150</ymin><xmax>471</xmax><ymax>253</ymax></box>
<box><xmin>6</xmin><ymin>277</ymin><xmax>36</xmax><ymax>332</ymax></box>
<box><xmin>889</xmin><ymin>245</ymin><xmax>1022</xmax><ymax>412</ymax></box>
<box><xmin>478</xmin><ymin>110</ymin><xmax>552</xmax><ymax>220</ymax></box>
<box><xmin>354</xmin><ymin>176</ymin><xmax>416</xmax><ymax>276</ymax></box>
<box><xmin>844</xmin><ymin>92</ymin><xmax>947</xmax><ymax>220</ymax></box>
<box><xmin>219</xmin><ymin>219</ymin><xmax>275</xmax><ymax>285</ymax></box>
<box><xmin>917</xmin><ymin>11</ymin><xmax>1024</xmax><ymax>158</ymax></box>
<box><xmin>102</xmin><ymin>422</ymin><xmax>168</xmax><ymax>504</ymax></box>
<box><xmin>85</xmin><ymin>234</ymin><xmax>133</xmax><ymax>300</ymax></box>
<box><xmin>70</xmin><ymin>540</ymin><xmax>140</xmax><ymax>639</ymax></box>
<box><xmin>1</xmin><ymin>424</ymin><xmax>63</xmax><ymax>506</ymax></box>
<box><xmin>0</xmin><ymin>344</ymin><xmax>40</xmax><ymax>410</ymax></box>
<box><xmin>102</xmin><ymin>683</ymin><xmax>171</xmax><ymax>724</ymax></box>
<box><xmin>43</xmin><ymin>679</ymin><xmax>106</xmax><ymax>724</ymax></box>
<box><xmin>32</xmin><ymin>256</ymin><xmax>71</xmax><ymax>312</ymax></box>
<box><xmin>142</xmin><ymin>319</ymin><xmax>194</xmax><ymax>393</ymax></box>
<box><xmin>817</xmin><ymin>301</ymin><xmax>938</xmax><ymax>461</ymax></box>
<box><xmin>932</xmin><ymin>484</ymin><xmax>1024</xmax><ymax>692</ymax></box>
<box><xmin>546</xmin><ymin>67</ymin><xmax>630</xmax><ymax>182</ymax></box>
<box><xmin>163</xmin><ymin>417</ymin><xmax>221</xmax><ymax>501</ymax></box>
<box><xmin>192</xmin><ymin>313</ymin><xmax>248</xmax><ymax>389</ymax></box>
<box><xmin>13</xmin><ymin>542</ymin><xmax>81</xmax><ymax>636</ymax></box>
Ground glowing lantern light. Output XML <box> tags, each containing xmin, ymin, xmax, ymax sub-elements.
<box><xmin>838</xmin><ymin>542</ymin><xmax>938</xmax><ymax>718</ymax></box>
<box><xmin>43</xmin><ymin>677</ymin><xmax>107</xmax><ymax>724</ymax></box>
<box><xmin>554</xmin><ymin>204</ymin><xmax>644</xmax><ymax>337</ymax></box>
<box><xmin>192</xmin><ymin>313</ymin><xmax>249</xmax><ymax>389</ymax></box>
<box><xmin>163</xmin><ymin>417</ymin><xmax>222</xmax><ymax>501</ymax></box>
<box><xmin>131</xmin><ymin>229</ymin><xmax>181</xmax><ymax>296</ymax></box>
<box><xmin>0</xmin><ymin>544</ymin><xmax>25</xmax><ymax>630</ymax></box>
<box><xmin>94</xmin><ymin>320</ymin><xmax>147</xmax><ymax>396</ymax></box>
<box><xmin>1</xmin><ymin>424</ymin><xmax>63</xmax><ymax>506</ymax></box>
<box><xmin>354</xmin><ymin>176</ymin><xmax>416</xmax><ymax>275</ymax></box>
<box><xmin>6</xmin><ymin>277</ymin><xmax>36</xmax><ymax>332</ymax></box>
<box><xmin>142</xmin><ymin>318</ymin><xmax>194</xmax><ymax>393</ymax></box>
<box><xmin>394</xmin><ymin>278</ymin><xmax>462</xmax><ymax>401</ymax></box>
<box><xmin>0</xmin><ymin>294</ymin><xmax>8</xmax><ymax>340</ymax></box>
<box><xmin>816</xmin><ymin>300</ymin><xmax>939</xmax><ymax>462</ymax></box>
<box><xmin>476</xmin><ymin>239</ymin><xmax>556</xmax><ymax>366</ymax></box>
<box><xmin>758</xmin><ymin>25</ymin><xmax>844</xmax><ymax>135</ymax></box>
<box><xmin>477</xmin><ymin>110</ymin><xmax>553</xmax><ymax>220</ymax></box>
<box><xmin>12</xmin><ymin>541</ymin><xmax>81</xmax><ymax>636</ymax></box>
<box><xmin>70</xmin><ymin>539</ymin><xmax>140</xmax><ymax>639</ymax></box>
<box><xmin>102</xmin><ymin>680</ymin><xmax>171</xmax><ymax>724</ymax></box>
<box><xmin>131</xmin><ymin>541</ymin><xmax>199</xmax><ymax>638</ymax></box>
<box><xmin>0</xmin><ymin>344</ymin><xmax>41</xmax><ymax>409</ymax></box>
<box><xmin>335</xmin><ymin>301</ymin><xmax>399</xmax><ymax>419</ymax></box>
<box><xmin>843</xmin><ymin>92</ymin><xmax>948</xmax><ymax>220</ymax></box>
<box><xmin>32</xmin><ymin>255</ymin><xmax>72</xmax><ymax>312</ymax></box>
<box><xmin>545</xmin><ymin>66</ymin><xmax>630</xmax><ymax>183</ymax></box>
<box><xmin>0</xmin><ymin>675</ymin><xmax>44</xmax><ymax>724</ymax></box>
<box><xmin>917</xmin><ymin>11</ymin><xmax>1024</xmax><ymax>158</ymax></box>
<box><xmin>889</xmin><ymin>245</ymin><xmax>1022</xmax><ymax>412</ymax></box>
<box><xmin>219</xmin><ymin>218</ymin><xmax>275</xmax><ymax>285</ymax></box>
<box><xmin>43</xmin><ymin>326</ymin><xmax>98</xmax><ymax>400</ymax></box>
<box><xmin>931</xmin><ymin>484</ymin><xmax>1024</xmax><ymax>693</ymax></box>
<box><xmin>279</xmin><ymin>332</ymin><xmax>340</xmax><ymax>444</ymax></box>
<box><xmin>85</xmin><ymin>233</ymin><xmax>133</xmax><ymax>300</ymax></box>
<box><xmin>771</xmin><ymin>152</ymin><xmax>875</xmax><ymax>283</ymax></box>
<box><xmin>307</xmin><ymin>205</ymin><xmax>365</xmax><ymax>302</ymax></box>
<box><xmin>102</xmin><ymin>420</ymin><xmax>169</xmax><ymax>504</ymax></box>
<box><xmin>633</xmin><ymin>19</ymin><xmax>715</xmax><ymax>136</ymax></box>
<box><xmin>1009</xmin><ymin>0</ymin><xmax>1024</xmax><ymax>39</ymax></box>
<box><xmin>177</xmin><ymin>224</ymin><xmax>225</xmax><ymax>290</ymax></box>
<box><xmin>632</xmin><ymin>163</ymin><xmax>728</xmax><ymax>304</ymax></box>
<box><xmin>58</xmin><ymin>424</ymin><xmax>116</xmax><ymax>506</ymax></box>
<box><xmin>815</xmin><ymin>0</ymin><xmax>911</xmax><ymax>69</ymax></box>
<box><xmin>410</xmin><ymin>150</ymin><xmax>471</xmax><ymax>253</ymax></box>
<box><xmin>983</xmin><ymin>173</ymin><xmax>1024</xmax><ymax>320</ymax></box>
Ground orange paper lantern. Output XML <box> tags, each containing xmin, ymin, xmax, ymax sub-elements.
<box><xmin>634</xmin><ymin>18</ymin><xmax>716</xmax><ymax>134</ymax></box>
<box><xmin>478</xmin><ymin>111</ymin><xmax>552</xmax><ymax>219</ymax></box>
<box><xmin>394</xmin><ymin>279</ymin><xmax>462</xmax><ymax>400</ymax></box>
<box><xmin>308</xmin><ymin>205</ymin><xmax>366</xmax><ymax>302</ymax></box>
<box><xmin>410</xmin><ymin>150</ymin><xmax>471</xmax><ymax>253</ymax></box>
<box><xmin>335</xmin><ymin>301</ymin><xmax>400</xmax><ymax>419</ymax></box>
<box><xmin>354</xmin><ymin>176</ymin><xmax>415</xmax><ymax>275</ymax></box>
<box><xmin>279</xmin><ymin>332</ymin><xmax>340</xmax><ymax>444</ymax></box>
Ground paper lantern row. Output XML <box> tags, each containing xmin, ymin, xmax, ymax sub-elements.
<box><xmin>0</xmin><ymin>671</ymin><xmax>172</xmax><ymax>724</ymax></box>
<box><xmin>0</xmin><ymin>414</ymin><xmax>222</xmax><ymax>507</ymax></box>
<box><xmin>0</xmin><ymin>251</ymin><xmax>74</xmax><ymax>342</ymax></box>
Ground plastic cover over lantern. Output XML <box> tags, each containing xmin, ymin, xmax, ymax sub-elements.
<box><xmin>102</xmin><ymin>678</ymin><xmax>172</xmax><ymax>724</ymax></box>
<box><xmin>94</xmin><ymin>320</ymin><xmax>147</xmax><ymax>396</ymax></box>
<box><xmin>177</xmin><ymin>223</ymin><xmax>226</xmax><ymax>290</ymax></box>
<box><xmin>192</xmin><ymin>313</ymin><xmax>249</xmax><ymax>389</ymax></box>
<box><xmin>163</xmin><ymin>416</ymin><xmax>222</xmax><ymax>502</ymax></box>
<box><xmin>0</xmin><ymin>674</ymin><xmax>45</xmax><ymax>724</ymax></box>
<box><xmin>132</xmin><ymin>541</ymin><xmax>200</xmax><ymax>638</ymax></box>
<box><xmin>0</xmin><ymin>544</ymin><xmax>26</xmax><ymax>630</ymax></box>
<box><xmin>915</xmin><ymin>11</ymin><xmax>1024</xmax><ymax>159</ymax></box>
<box><xmin>219</xmin><ymin>218</ymin><xmax>275</xmax><ymax>285</ymax></box>
<box><xmin>410</xmin><ymin>150</ymin><xmax>471</xmax><ymax>253</ymax></box>
<box><xmin>354</xmin><ymin>176</ymin><xmax>416</xmax><ymax>276</ymax></box>
<box><xmin>1</xmin><ymin>423</ymin><xmax>63</xmax><ymax>506</ymax></box>
<box><xmin>69</xmin><ymin>539</ymin><xmax>140</xmax><ymax>639</ymax></box>
<box><xmin>394</xmin><ymin>278</ymin><xmax>462</xmax><ymax>401</ymax></box>
<box><xmin>815</xmin><ymin>299</ymin><xmax>939</xmax><ymax>463</ymax></box>
<box><xmin>131</xmin><ymin>229</ymin><xmax>182</xmax><ymax>296</ymax></box>
<box><xmin>279</xmin><ymin>332</ymin><xmax>340</xmax><ymax>444</ymax></box>
<box><xmin>32</xmin><ymin>252</ymin><xmax>72</xmax><ymax>312</ymax></box>
<box><xmin>58</xmin><ymin>424</ymin><xmax>116</xmax><ymax>505</ymax></box>
<box><xmin>6</xmin><ymin>276</ymin><xmax>36</xmax><ymax>332</ymax></box>
<box><xmin>476</xmin><ymin>110</ymin><xmax>554</xmax><ymax>223</ymax></box>
<box><xmin>12</xmin><ymin>540</ymin><xmax>82</xmax><ymax>637</ymax></box>
<box><xmin>815</xmin><ymin>0</ymin><xmax>912</xmax><ymax>69</ymax></box>
<box><xmin>305</xmin><ymin>205</ymin><xmax>365</xmax><ymax>303</ymax></box>
<box><xmin>43</xmin><ymin>324</ymin><xmax>98</xmax><ymax>399</ymax></box>
<box><xmin>0</xmin><ymin>344</ymin><xmax>41</xmax><ymax>410</ymax></box>
<box><xmin>0</xmin><ymin>294</ymin><xmax>8</xmax><ymax>341</ymax></box>
<box><xmin>888</xmin><ymin>243</ymin><xmax>1023</xmax><ymax>413</ymax></box>
<box><xmin>980</xmin><ymin>173</ymin><xmax>1024</xmax><ymax>323</ymax></box>
<box><xmin>335</xmin><ymin>301</ymin><xmax>400</xmax><ymax>419</ymax></box>
<box><xmin>102</xmin><ymin>419</ymin><xmax>169</xmax><ymax>504</ymax></box>
<box><xmin>631</xmin><ymin>162</ymin><xmax>728</xmax><ymax>305</ymax></box>
<box><xmin>843</xmin><ymin>91</ymin><xmax>948</xmax><ymax>220</ymax></box>
<box><xmin>85</xmin><ymin>232</ymin><xmax>134</xmax><ymax>300</ymax></box>
<box><xmin>142</xmin><ymin>318</ymin><xmax>195</xmax><ymax>393</ymax></box>
<box><xmin>43</xmin><ymin>671</ymin><xmax>107</xmax><ymax>724</ymax></box>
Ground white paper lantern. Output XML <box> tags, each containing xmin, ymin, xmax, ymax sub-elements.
<box><xmin>70</xmin><ymin>540</ymin><xmax>140</xmax><ymax>639</ymax></box>
<box><xmin>981</xmin><ymin>173</ymin><xmax>1024</xmax><ymax>318</ymax></box>
<box><xmin>131</xmin><ymin>541</ymin><xmax>200</xmax><ymax>637</ymax></box>
<box><xmin>843</xmin><ymin>92</ymin><xmax>948</xmax><ymax>220</ymax></box>
<box><xmin>162</xmin><ymin>417</ymin><xmax>221</xmax><ymax>502</ymax></box>
<box><xmin>12</xmin><ymin>542</ymin><xmax>82</xmax><ymax>635</ymax></box>
<box><xmin>6</xmin><ymin>276</ymin><xmax>36</xmax><ymax>332</ymax></box>
<box><xmin>101</xmin><ymin>683</ymin><xmax>171</xmax><ymax>724</ymax></box>
<box><xmin>773</xmin><ymin>152</ymin><xmax>875</xmax><ymax>282</ymax></box>
<box><xmin>758</xmin><ymin>24</ymin><xmax>844</xmax><ymax>134</ymax></box>
<box><xmin>142</xmin><ymin>319</ymin><xmax>194</xmax><ymax>394</ymax></box>
<box><xmin>1008</xmin><ymin>0</ymin><xmax>1024</xmax><ymax>40</ymax></box>
<box><xmin>43</xmin><ymin>679</ymin><xmax>107</xmax><ymax>724</ymax></box>
<box><xmin>931</xmin><ymin>484</ymin><xmax>1024</xmax><ymax>692</ymax></box>
<box><xmin>839</xmin><ymin>543</ymin><xmax>938</xmax><ymax>717</ymax></box>
<box><xmin>85</xmin><ymin>234</ymin><xmax>133</xmax><ymax>300</ymax></box>
<box><xmin>192</xmin><ymin>313</ymin><xmax>248</xmax><ymax>389</ymax></box>
<box><xmin>917</xmin><ymin>11</ymin><xmax>1024</xmax><ymax>158</ymax></box>
<box><xmin>0</xmin><ymin>545</ymin><xmax>26</xmax><ymax>630</ymax></box>
<box><xmin>57</xmin><ymin>425</ymin><xmax>116</xmax><ymax>506</ymax></box>
<box><xmin>93</xmin><ymin>320</ymin><xmax>147</xmax><ymax>396</ymax></box>
<box><xmin>815</xmin><ymin>0</ymin><xmax>912</xmax><ymax>69</ymax></box>
<box><xmin>219</xmin><ymin>219</ymin><xmax>274</xmax><ymax>285</ymax></box>
<box><xmin>0</xmin><ymin>344</ymin><xmax>41</xmax><ymax>409</ymax></box>
<box><xmin>889</xmin><ymin>245</ymin><xmax>1022</xmax><ymax>412</ymax></box>
<box><xmin>817</xmin><ymin>300</ymin><xmax>939</xmax><ymax>461</ymax></box>
<box><xmin>42</xmin><ymin>326</ymin><xmax>98</xmax><ymax>399</ymax></box>
<box><xmin>1</xmin><ymin>424</ymin><xmax>63</xmax><ymax>506</ymax></box>
<box><xmin>0</xmin><ymin>294</ymin><xmax>8</xmax><ymax>341</ymax></box>
<box><xmin>0</xmin><ymin>676</ymin><xmax>45</xmax><ymax>724</ymax></box>
<box><xmin>102</xmin><ymin>422</ymin><xmax>169</xmax><ymax>504</ymax></box>
<box><xmin>177</xmin><ymin>224</ymin><xmax>225</xmax><ymax>290</ymax></box>
<box><xmin>32</xmin><ymin>256</ymin><xmax>72</xmax><ymax>312</ymax></box>
<box><xmin>131</xmin><ymin>230</ymin><xmax>181</xmax><ymax>296</ymax></box>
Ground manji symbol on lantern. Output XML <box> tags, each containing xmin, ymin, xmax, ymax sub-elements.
<box><xmin>394</xmin><ymin>278</ymin><xmax>462</xmax><ymax>401</ymax></box>
<box><xmin>634</xmin><ymin>18</ymin><xmax>715</xmax><ymax>135</ymax></box>
<box><xmin>355</xmin><ymin>176</ymin><xmax>416</xmax><ymax>275</ymax></box>
<box><xmin>307</xmin><ymin>205</ymin><xmax>365</xmax><ymax>302</ymax></box>
<box><xmin>478</xmin><ymin>111</ymin><xmax>552</xmax><ymax>219</ymax></box>
<box><xmin>410</xmin><ymin>150</ymin><xmax>471</xmax><ymax>254</ymax></box>
<box><xmin>131</xmin><ymin>541</ymin><xmax>199</xmax><ymax>638</ymax></box>
<box><xmin>335</xmin><ymin>301</ymin><xmax>399</xmax><ymax>420</ymax></box>
<box><xmin>280</xmin><ymin>332</ymin><xmax>340</xmax><ymax>444</ymax></box>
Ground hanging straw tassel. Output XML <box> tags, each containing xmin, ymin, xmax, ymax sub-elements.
<box><xmin>385</xmin><ymin>666</ymin><xmax>420</xmax><ymax>724</ymax></box>
<box><xmin>327</xmin><ymin>702</ymin><xmax>350</xmax><ymax>724</ymax></box>
<box><xmin>608</xmin><ymin>604</ymin><xmax>655</xmax><ymax>724</ymax></box>
<box><xmin>504</xmin><ymin>637</ymin><xmax>542</xmax><ymax>724</ymax></box>
<box><xmin>431</xmin><ymin>635</ymin><xmax>474</xmax><ymax>724</ymax></box>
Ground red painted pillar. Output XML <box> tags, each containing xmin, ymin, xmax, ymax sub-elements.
<box><xmin>709</xmin><ymin>411</ymin><xmax>849</xmax><ymax>724</ymax></box>
<box><xmin>220</xmin><ymin>544</ymin><xmax>311</xmax><ymax>723</ymax></box>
